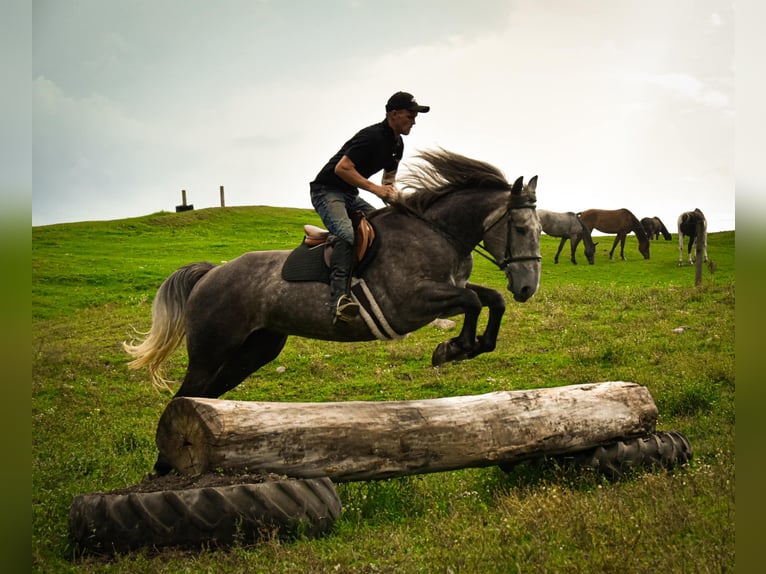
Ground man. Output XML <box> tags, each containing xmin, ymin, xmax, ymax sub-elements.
<box><xmin>310</xmin><ymin>91</ymin><xmax>430</xmax><ymax>323</ymax></box>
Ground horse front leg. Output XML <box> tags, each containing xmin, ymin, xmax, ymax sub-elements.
<box><xmin>428</xmin><ymin>286</ymin><xmax>483</xmax><ymax>366</ymax></box>
<box><xmin>570</xmin><ymin>236</ymin><xmax>580</xmax><ymax>265</ymax></box>
<box><xmin>464</xmin><ymin>283</ymin><xmax>506</xmax><ymax>358</ymax></box>
<box><xmin>554</xmin><ymin>237</ymin><xmax>567</xmax><ymax>264</ymax></box>
<box><xmin>609</xmin><ymin>236</ymin><xmax>620</xmax><ymax>260</ymax></box>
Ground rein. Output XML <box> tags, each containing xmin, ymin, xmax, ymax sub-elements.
<box><xmin>393</xmin><ymin>199</ymin><xmax>541</xmax><ymax>271</ymax></box>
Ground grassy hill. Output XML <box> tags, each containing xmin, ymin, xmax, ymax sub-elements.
<box><xmin>32</xmin><ymin>206</ymin><xmax>734</xmax><ymax>572</ymax></box>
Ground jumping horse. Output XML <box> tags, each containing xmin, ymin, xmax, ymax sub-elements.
<box><xmin>677</xmin><ymin>208</ymin><xmax>708</xmax><ymax>266</ymax></box>
<box><xmin>123</xmin><ymin>149</ymin><xmax>542</xmax><ymax>475</ymax></box>
<box><xmin>640</xmin><ymin>216</ymin><xmax>672</xmax><ymax>240</ymax></box>
<box><xmin>578</xmin><ymin>208</ymin><xmax>650</xmax><ymax>260</ymax></box>
<box><xmin>538</xmin><ymin>209</ymin><xmax>597</xmax><ymax>265</ymax></box>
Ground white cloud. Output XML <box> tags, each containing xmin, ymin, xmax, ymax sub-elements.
<box><xmin>32</xmin><ymin>1</ymin><xmax>735</xmax><ymax>232</ymax></box>
<box><xmin>642</xmin><ymin>72</ymin><xmax>730</xmax><ymax>109</ymax></box>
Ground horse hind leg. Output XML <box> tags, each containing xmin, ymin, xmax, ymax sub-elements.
<box><xmin>176</xmin><ymin>328</ymin><xmax>288</xmax><ymax>400</ymax></box>
<box><xmin>152</xmin><ymin>329</ymin><xmax>288</xmax><ymax>475</ymax></box>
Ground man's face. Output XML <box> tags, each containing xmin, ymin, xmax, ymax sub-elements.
<box><xmin>391</xmin><ymin>109</ymin><xmax>418</xmax><ymax>135</ymax></box>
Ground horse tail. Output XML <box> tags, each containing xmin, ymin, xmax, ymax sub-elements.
<box><xmin>123</xmin><ymin>262</ymin><xmax>216</xmax><ymax>392</ymax></box>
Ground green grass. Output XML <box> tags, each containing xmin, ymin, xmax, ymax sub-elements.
<box><xmin>32</xmin><ymin>206</ymin><xmax>735</xmax><ymax>572</ymax></box>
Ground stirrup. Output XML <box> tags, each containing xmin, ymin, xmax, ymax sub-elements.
<box><xmin>334</xmin><ymin>294</ymin><xmax>360</xmax><ymax>323</ymax></box>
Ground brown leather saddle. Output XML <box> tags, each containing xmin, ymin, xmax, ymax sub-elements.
<box><xmin>281</xmin><ymin>212</ymin><xmax>377</xmax><ymax>283</ymax></box>
<box><xmin>302</xmin><ymin>215</ymin><xmax>376</xmax><ymax>263</ymax></box>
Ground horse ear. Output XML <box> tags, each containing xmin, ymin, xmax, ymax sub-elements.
<box><xmin>528</xmin><ymin>175</ymin><xmax>538</xmax><ymax>192</ymax></box>
<box><xmin>511</xmin><ymin>176</ymin><xmax>524</xmax><ymax>194</ymax></box>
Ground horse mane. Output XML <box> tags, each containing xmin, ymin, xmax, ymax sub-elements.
<box><xmin>577</xmin><ymin>215</ymin><xmax>596</xmax><ymax>249</ymax></box>
<box><xmin>397</xmin><ymin>148</ymin><xmax>512</xmax><ymax>215</ymax></box>
<box><xmin>629</xmin><ymin>211</ymin><xmax>649</xmax><ymax>243</ymax></box>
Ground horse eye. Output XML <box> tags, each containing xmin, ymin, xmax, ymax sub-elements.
<box><xmin>515</xmin><ymin>226</ymin><xmax>527</xmax><ymax>235</ymax></box>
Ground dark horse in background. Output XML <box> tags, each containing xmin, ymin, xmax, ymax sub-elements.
<box><xmin>538</xmin><ymin>209</ymin><xmax>597</xmax><ymax>265</ymax></box>
<box><xmin>578</xmin><ymin>208</ymin><xmax>650</xmax><ymax>260</ymax></box>
<box><xmin>123</xmin><ymin>149</ymin><xmax>542</xmax><ymax>475</ymax></box>
<box><xmin>677</xmin><ymin>208</ymin><xmax>708</xmax><ymax>266</ymax></box>
<box><xmin>640</xmin><ymin>216</ymin><xmax>672</xmax><ymax>240</ymax></box>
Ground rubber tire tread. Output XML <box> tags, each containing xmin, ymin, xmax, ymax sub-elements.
<box><xmin>68</xmin><ymin>477</ymin><xmax>341</xmax><ymax>554</ymax></box>
<box><xmin>571</xmin><ymin>430</ymin><xmax>693</xmax><ymax>479</ymax></box>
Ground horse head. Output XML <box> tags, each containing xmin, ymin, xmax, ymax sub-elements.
<box><xmin>501</xmin><ymin>176</ymin><xmax>542</xmax><ymax>302</ymax></box>
<box><xmin>633</xmin><ymin>215</ymin><xmax>651</xmax><ymax>259</ymax></box>
<box><xmin>577</xmin><ymin>216</ymin><xmax>597</xmax><ymax>265</ymax></box>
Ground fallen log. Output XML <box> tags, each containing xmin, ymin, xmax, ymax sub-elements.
<box><xmin>156</xmin><ymin>381</ymin><xmax>658</xmax><ymax>481</ymax></box>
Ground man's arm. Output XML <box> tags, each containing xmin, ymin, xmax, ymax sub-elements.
<box><xmin>381</xmin><ymin>168</ymin><xmax>397</xmax><ymax>187</ymax></box>
<box><xmin>335</xmin><ymin>156</ymin><xmax>398</xmax><ymax>202</ymax></box>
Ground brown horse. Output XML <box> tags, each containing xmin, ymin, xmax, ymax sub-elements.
<box><xmin>640</xmin><ymin>216</ymin><xmax>672</xmax><ymax>240</ymax></box>
<box><xmin>578</xmin><ymin>208</ymin><xmax>650</xmax><ymax>260</ymax></box>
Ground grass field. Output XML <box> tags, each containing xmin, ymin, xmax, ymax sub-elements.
<box><xmin>32</xmin><ymin>206</ymin><xmax>735</xmax><ymax>573</ymax></box>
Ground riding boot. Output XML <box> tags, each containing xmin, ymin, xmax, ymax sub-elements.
<box><xmin>329</xmin><ymin>237</ymin><xmax>359</xmax><ymax>323</ymax></box>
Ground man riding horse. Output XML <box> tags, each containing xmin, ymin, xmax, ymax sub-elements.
<box><xmin>309</xmin><ymin>91</ymin><xmax>430</xmax><ymax>323</ymax></box>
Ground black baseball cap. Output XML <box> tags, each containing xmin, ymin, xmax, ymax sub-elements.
<box><xmin>385</xmin><ymin>91</ymin><xmax>430</xmax><ymax>113</ymax></box>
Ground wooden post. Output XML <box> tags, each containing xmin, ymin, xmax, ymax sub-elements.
<box><xmin>156</xmin><ymin>381</ymin><xmax>658</xmax><ymax>480</ymax></box>
<box><xmin>175</xmin><ymin>190</ymin><xmax>194</xmax><ymax>213</ymax></box>
<box><xmin>219</xmin><ymin>185</ymin><xmax>225</xmax><ymax>207</ymax></box>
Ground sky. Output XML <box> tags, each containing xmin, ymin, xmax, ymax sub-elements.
<box><xmin>31</xmin><ymin>0</ymin><xmax>735</xmax><ymax>232</ymax></box>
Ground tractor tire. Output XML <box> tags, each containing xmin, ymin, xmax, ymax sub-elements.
<box><xmin>570</xmin><ymin>430</ymin><xmax>693</xmax><ymax>479</ymax></box>
<box><xmin>68</xmin><ymin>475</ymin><xmax>341</xmax><ymax>555</ymax></box>
<box><xmin>499</xmin><ymin>431</ymin><xmax>693</xmax><ymax>479</ymax></box>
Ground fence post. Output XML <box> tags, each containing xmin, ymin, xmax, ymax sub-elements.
<box><xmin>175</xmin><ymin>189</ymin><xmax>194</xmax><ymax>212</ymax></box>
<box><xmin>220</xmin><ymin>185</ymin><xmax>225</xmax><ymax>207</ymax></box>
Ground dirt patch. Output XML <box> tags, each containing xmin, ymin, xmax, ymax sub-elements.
<box><xmin>104</xmin><ymin>470</ymin><xmax>286</xmax><ymax>495</ymax></box>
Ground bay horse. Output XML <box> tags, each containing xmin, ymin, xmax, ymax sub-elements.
<box><xmin>538</xmin><ymin>209</ymin><xmax>597</xmax><ymax>265</ymax></box>
<box><xmin>677</xmin><ymin>208</ymin><xmax>708</xmax><ymax>266</ymax></box>
<box><xmin>640</xmin><ymin>216</ymin><xmax>672</xmax><ymax>240</ymax></box>
<box><xmin>123</xmin><ymin>149</ymin><xmax>542</xmax><ymax>475</ymax></box>
<box><xmin>578</xmin><ymin>208</ymin><xmax>650</xmax><ymax>260</ymax></box>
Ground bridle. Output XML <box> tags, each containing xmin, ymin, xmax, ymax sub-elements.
<box><xmin>473</xmin><ymin>202</ymin><xmax>542</xmax><ymax>270</ymax></box>
<box><xmin>390</xmin><ymin>196</ymin><xmax>541</xmax><ymax>270</ymax></box>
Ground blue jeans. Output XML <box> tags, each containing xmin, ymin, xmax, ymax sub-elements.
<box><xmin>309</xmin><ymin>184</ymin><xmax>375</xmax><ymax>245</ymax></box>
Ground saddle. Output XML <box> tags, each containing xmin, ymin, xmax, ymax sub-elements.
<box><xmin>281</xmin><ymin>212</ymin><xmax>377</xmax><ymax>283</ymax></box>
<box><xmin>302</xmin><ymin>213</ymin><xmax>376</xmax><ymax>263</ymax></box>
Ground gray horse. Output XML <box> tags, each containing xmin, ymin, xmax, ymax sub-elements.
<box><xmin>123</xmin><ymin>149</ymin><xmax>542</xmax><ymax>475</ymax></box>
<box><xmin>538</xmin><ymin>209</ymin><xmax>597</xmax><ymax>265</ymax></box>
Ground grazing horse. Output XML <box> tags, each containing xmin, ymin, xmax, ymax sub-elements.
<box><xmin>123</xmin><ymin>149</ymin><xmax>542</xmax><ymax>475</ymax></box>
<box><xmin>677</xmin><ymin>208</ymin><xmax>708</xmax><ymax>266</ymax></box>
<box><xmin>578</xmin><ymin>208</ymin><xmax>650</xmax><ymax>260</ymax></box>
<box><xmin>640</xmin><ymin>216</ymin><xmax>672</xmax><ymax>240</ymax></box>
<box><xmin>538</xmin><ymin>209</ymin><xmax>597</xmax><ymax>265</ymax></box>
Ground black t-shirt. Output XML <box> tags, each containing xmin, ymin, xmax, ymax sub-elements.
<box><xmin>311</xmin><ymin>119</ymin><xmax>403</xmax><ymax>194</ymax></box>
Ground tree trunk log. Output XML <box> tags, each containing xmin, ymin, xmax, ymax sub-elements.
<box><xmin>156</xmin><ymin>381</ymin><xmax>657</xmax><ymax>481</ymax></box>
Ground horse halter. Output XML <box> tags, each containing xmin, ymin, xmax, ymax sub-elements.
<box><xmin>475</xmin><ymin>202</ymin><xmax>542</xmax><ymax>270</ymax></box>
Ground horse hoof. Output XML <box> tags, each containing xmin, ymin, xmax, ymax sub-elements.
<box><xmin>431</xmin><ymin>342</ymin><xmax>450</xmax><ymax>366</ymax></box>
<box><xmin>431</xmin><ymin>341</ymin><xmax>472</xmax><ymax>366</ymax></box>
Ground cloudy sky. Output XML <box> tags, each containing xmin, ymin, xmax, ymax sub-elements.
<box><xmin>32</xmin><ymin>0</ymin><xmax>735</xmax><ymax>232</ymax></box>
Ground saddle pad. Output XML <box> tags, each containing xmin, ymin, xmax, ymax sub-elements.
<box><xmin>281</xmin><ymin>243</ymin><xmax>330</xmax><ymax>283</ymax></box>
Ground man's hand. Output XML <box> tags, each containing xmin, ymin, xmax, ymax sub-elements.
<box><xmin>377</xmin><ymin>184</ymin><xmax>400</xmax><ymax>203</ymax></box>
